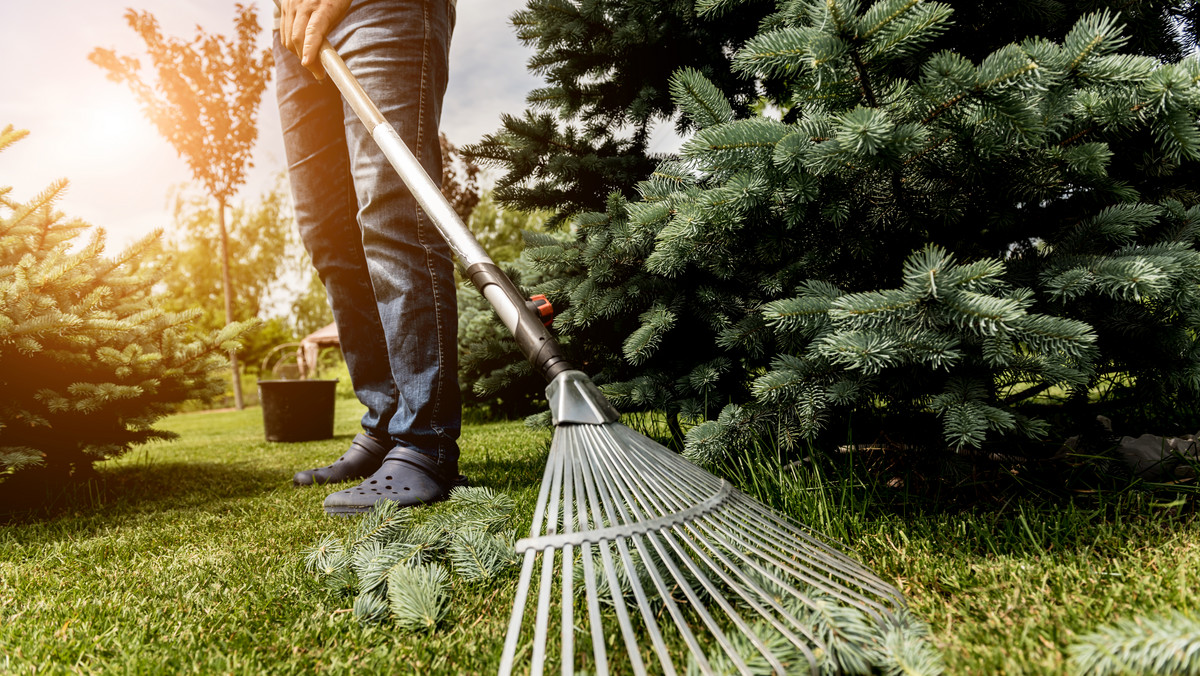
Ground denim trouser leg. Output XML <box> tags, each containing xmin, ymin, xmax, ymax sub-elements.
<box><xmin>274</xmin><ymin>0</ymin><xmax>461</xmax><ymax>465</ymax></box>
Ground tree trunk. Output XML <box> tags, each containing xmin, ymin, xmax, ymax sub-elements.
<box><xmin>667</xmin><ymin>411</ymin><xmax>685</xmax><ymax>450</ymax></box>
<box><xmin>217</xmin><ymin>197</ymin><xmax>244</xmax><ymax>410</ymax></box>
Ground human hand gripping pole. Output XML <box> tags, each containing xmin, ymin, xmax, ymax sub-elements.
<box><xmin>279</xmin><ymin>0</ymin><xmax>350</xmax><ymax>79</ymax></box>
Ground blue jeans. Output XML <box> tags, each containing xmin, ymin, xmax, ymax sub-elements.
<box><xmin>274</xmin><ymin>0</ymin><xmax>460</xmax><ymax>466</ymax></box>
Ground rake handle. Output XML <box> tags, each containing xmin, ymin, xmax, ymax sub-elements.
<box><xmin>314</xmin><ymin>40</ymin><xmax>574</xmax><ymax>382</ymax></box>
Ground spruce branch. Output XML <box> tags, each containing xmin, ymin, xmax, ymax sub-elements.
<box><xmin>303</xmin><ymin>489</ymin><xmax>522</xmax><ymax>631</ymax></box>
<box><xmin>921</xmin><ymin>92</ymin><xmax>970</xmax><ymax>125</ymax></box>
<box><xmin>448</xmin><ymin>529</ymin><xmax>518</xmax><ymax>581</ymax></box>
<box><xmin>695</xmin><ymin>0</ymin><xmax>752</xmax><ymax>18</ymax></box>
<box><xmin>875</xmin><ymin>613</ymin><xmax>946</xmax><ymax>675</ymax></box>
<box><xmin>0</xmin><ymin>124</ymin><xmax>30</xmax><ymax>153</ymax></box>
<box><xmin>850</xmin><ymin>48</ymin><xmax>880</xmax><ymax>107</ymax></box>
<box><xmin>857</xmin><ymin>0</ymin><xmax>922</xmax><ymax>41</ymax></box>
<box><xmin>349</xmin><ymin>498</ymin><xmax>414</xmax><ymax>548</ymax></box>
<box><xmin>860</xmin><ymin>1</ymin><xmax>954</xmax><ymax>62</ymax></box>
<box><xmin>386</xmin><ymin>563</ymin><xmax>450</xmax><ymax>631</ymax></box>
<box><xmin>447</xmin><ymin>485</ymin><xmax>516</xmax><ymax>512</ymax></box>
<box><xmin>352</xmin><ymin>590</ymin><xmax>390</xmax><ymax>624</ymax></box>
<box><xmin>1063</xmin><ymin>11</ymin><xmax>1128</xmax><ymax>73</ymax></box>
<box><xmin>669</xmin><ymin>68</ymin><xmax>735</xmax><ymax>129</ymax></box>
<box><xmin>1068</xmin><ymin>611</ymin><xmax>1200</xmax><ymax>676</ymax></box>
<box><xmin>733</xmin><ymin>26</ymin><xmax>817</xmax><ymax>77</ymax></box>
<box><xmin>793</xmin><ymin>591</ymin><xmax>881</xmax><ymax>674</ymax></box>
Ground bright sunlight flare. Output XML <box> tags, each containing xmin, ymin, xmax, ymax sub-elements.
<box><xmin>84</xmin><ymin>94</ymin><xmax>158</xmax><ymax>159</ymax></box>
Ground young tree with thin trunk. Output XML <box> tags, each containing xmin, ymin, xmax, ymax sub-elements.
<box><xmin>89</xmin><ymin>4</ymin><xmax>273</xmax><ymax>409</ymax></box>
<box><xmin>154</xmin><ymin>180</ymin><xmax>301</xmax><ymax>376</ymax></box>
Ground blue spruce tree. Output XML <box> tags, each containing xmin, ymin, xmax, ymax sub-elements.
<box><xmin>475</xmin><ymin>0</ymin><xmax>1200</xmax><ymax>461</ymax></box>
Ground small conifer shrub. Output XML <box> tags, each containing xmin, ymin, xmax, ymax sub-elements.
<box><xmin>0</xmin><ymin>125</ymin><xmax>252</xmax><ymax>486</ymax></box>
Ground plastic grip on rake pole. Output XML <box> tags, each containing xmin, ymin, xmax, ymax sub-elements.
<box><xmin>467</xmin><ymin>262</ymin><xmax>574</xmax><ymax>383</ymax></box>
<box><xmin>527</xmin><ymin>294</ymin><xmax>554</xmax><ymax>327</ymax></box>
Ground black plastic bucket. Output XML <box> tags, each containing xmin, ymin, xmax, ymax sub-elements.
<box><xmin>258</xmin><ymin>379</ymin><xmax>338</xmax><ymax>442</ymax></box>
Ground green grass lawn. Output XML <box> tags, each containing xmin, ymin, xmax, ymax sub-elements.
<box><xmin>0</xmin><ymin>401</ymin><xmax>551</xmax><ymax>674</ymax></box>
<box><xmin>2</xmin><ymin>401</ymin><xmax>1198</xmax><ymax>674</ymax></box>
<box><xmin>736</xmin><ymin>462</ymin><xmax>1200</xmax><ymax>674</ymax></box>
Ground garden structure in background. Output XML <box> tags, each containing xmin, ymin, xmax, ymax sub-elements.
<box><xmin>468</xmin><ymin>0</ymin><xmax>1200</xmax><ymax>478</ymax></box>
<box><xmin>0</xmin><ymin>126</ymin><xmax>251</xmax><ymax>505</ymax></box>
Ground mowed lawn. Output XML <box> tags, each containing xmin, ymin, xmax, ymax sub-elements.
<box><xmin>0</xmin><ymin>402</ymin><xmax>552</xmax><ymax>674</ymax></box>
<box><xmin>2</xmin><ymin>399</ymin><xmax>1198</xmax><ymax>674</ymax></box>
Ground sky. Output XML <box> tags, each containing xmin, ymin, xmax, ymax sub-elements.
<box><xmin>0</xmin><ymin>0</ymin><xmax>548</xmax><ymax>248</ymax></box>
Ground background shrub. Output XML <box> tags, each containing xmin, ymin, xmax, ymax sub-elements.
<box><xmin>0</xmin><ymin>126</ymin><xmax>251</xmax><ymax>485</ymax></box>
<box><xmin>470</xmin><ymin>0</ymin><xmax>1200</xmax><ymax>461</ymax></box>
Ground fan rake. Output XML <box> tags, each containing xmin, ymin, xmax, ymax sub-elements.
<box><xmin>497</xmin><ymin>375</ymin><xmax>906</xmax><ymax>675</ymax></box>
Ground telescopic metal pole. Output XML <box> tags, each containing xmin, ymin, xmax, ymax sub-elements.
<box><xmin>315</xmin><ymin>41</ymin><xmax>574</xmax><ymax>382</ymax></box>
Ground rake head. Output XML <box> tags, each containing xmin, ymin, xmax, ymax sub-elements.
<box><xmin>498</xmin><ymin>373</ymin><xmax>911</xmax><ymax>676</ymax></box>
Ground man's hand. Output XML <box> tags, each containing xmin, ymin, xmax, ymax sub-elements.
<box><xmin>280</xmin><ymin>0</ymin><xmax>351</xmax><ymax>80</ymax></box>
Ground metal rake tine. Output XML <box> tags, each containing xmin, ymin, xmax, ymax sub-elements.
<box><xmin>585</xmin><ymin>430</ymin><xmax>827</xmax><ymax>669</ymax></box>
<box><xmin>654</xmin><ymin>525</ymin><xmax>824</xmax><ymax>675</ymax></box>
<box><xmin>575</xmin><ymin>428</ymin><xmax>687</xmax><ymax>676</ymax></box>
<box><xmin>601</xmin><ymin>479</ymin><xmax>878</xmax><ymax>636</ymax></box>
<box><xmin>560</xmin><ymin>435</ymin><xmax>576</xmax><ymax>676</ymax></box>
<box><xmin>609</xmin><ymin>443</ymin><xmax>867</xmax><ymax>577</ymax></box>
<box><xmin>736</xmin><ymin>492</ymin><xmax>907</xmax><ymax>601</ymax></box>
<box><xmin>682</xmin><ymin>498</ymin><xmax>897</xmax><ymax>620</ymax></box>
<box><xmin>694</xmin><ymin>512</ymin><xmax>893</xmax><ymax>625</ymax></box>
<box><xmin>582</xmin><ymin>429</ymin><xmax>725</xmax><ymax>672</ymax></box>
<box><xmin>617</xmin><ymin>429</ymin><xmax>904</xmax><ymax>613</ymax></box>
<box><xmin>716</xmin><ymin>491</ymin><xmax>906</xmax><ymax>608</ymax></box>
<box><xmin>571</xmin><ymin>428</ymin><xmax>654</xmax><ymax>676</ymax></box>
<box><xmin>622</xmin><ymin>431</ymin><xmax>872</xmax><ymax>568</ymax></box>
<box><xmin>501</xmin><ymin>550</ymin><xmax>543</xmax><ymax>675</ymax></box>
<box><xmin>583</xmin><ymin>427</ymin><xmax>796</xmax><ymax>676</ymax></box>
<box><xmin>628</xmin><ymin>430</ymin><xmax>896</xmax><ymax>594</ymax></box>
<box><xmin>730</xmin><ymin>493</ymin><xmax>906</xmax><ymax>605</ymax></box>
<box><xmin>500</xmin><ymin>430</ymin><xmax>569</xmax><ymax>676</ymax></box>
<box><xmin>568</xmin><ymin>438</ymin><xmax>610</xmax><ymax>676</ymax></box>
<box><xmin>666</xmin><ymin>522</ymin><xmax>827</xmax><ymax>668</ymax></box>
<box><xmin>689</xmin><ymin>502</ymin><xmax>901</xmax><ymax>622</ymax></box>
<box><xmin>603</xmin><ymin>427</ymin><xmax>900</xmax><ymax>628</ymax></box>
<box><xmin>591</xmin><ymin>425</ymin><xmax>835</xmax><ymax>670</ymax></box>
<box><xmin>581</xmin><ymin>426</ymin><xmax>749</xmax><ymax>676</ymax></box>
<box><xmin>532</xmin><ymin>434</ymin><xmax>570</xmax><ymax>676</ymax></box>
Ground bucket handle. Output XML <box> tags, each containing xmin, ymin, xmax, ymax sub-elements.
<box><xmin>261</xmin><ymin>342</ymin><xmax>304</xmax><ymax>379</ymax></box>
